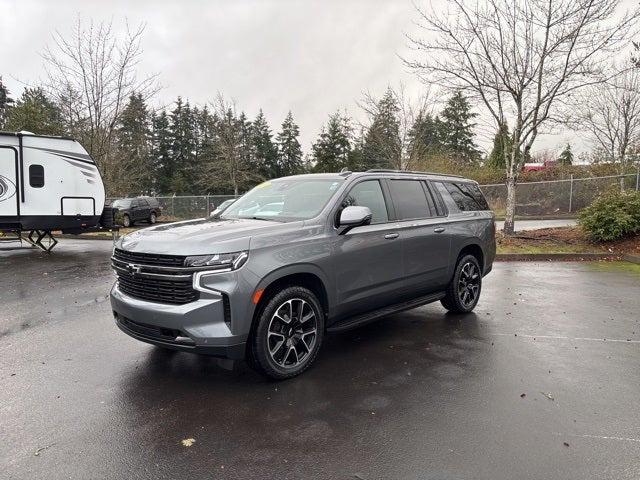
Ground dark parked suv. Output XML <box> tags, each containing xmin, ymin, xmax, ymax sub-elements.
<box><xmin>110</xmin><ymin>170</ymin><xmax>495</xmax><ymax>379</ymax></box>
<box><xmin>112</xmin><ymin>197</ymin><xmax>162</xmax><ymax>227</ymax></box>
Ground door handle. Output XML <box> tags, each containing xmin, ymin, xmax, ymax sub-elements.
<box><xmin>384</xmin><ymin>233</ymin><xmax>399</xmax><ymax>240</ymax></box>
<box><xmin>434</xmin><ymin>227</ymin><xmax>446</xmax><ymax>233</ymax></box>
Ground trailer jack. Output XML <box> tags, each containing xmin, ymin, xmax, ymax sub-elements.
<box><xmin>23</xmin><ymin>230</ymin><xmax>58</xmax><ymax>253</ymax></box>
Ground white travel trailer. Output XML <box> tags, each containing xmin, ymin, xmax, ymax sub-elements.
<box><xmin>0</xmin><ymin>131</ymin><xmax>110</xmax><ymax>251</ymax></box>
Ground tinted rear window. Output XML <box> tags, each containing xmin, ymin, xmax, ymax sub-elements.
<box><xmin>388</xmin><ymin>179</ymin><xmax>432</xmax><ymax>220</ymax></box>
<box><xmin>442</xmin><ymin>182</ymin><xmax>490</xmax><ymax>211</ymax></box>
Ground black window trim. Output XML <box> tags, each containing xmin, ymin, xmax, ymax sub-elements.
<box><xmin>425</xmin><ymin>180</ymin><xmax>448</xmax><ymax>217</ymax></box>
<box><xmin>383</xmin><ymin>177</ymin><xmax>435</xmax><ymax>222</ymax></box>
<box><xmin>334</xmin><ymin>177</ymin><xmax>394</xmax><ymax>227</ymax></box>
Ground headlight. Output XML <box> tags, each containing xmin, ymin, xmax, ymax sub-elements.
<box><xmin>184</xmin><ymin>251</ymin><xmax>248</xmax><ymax>271</ymax></box>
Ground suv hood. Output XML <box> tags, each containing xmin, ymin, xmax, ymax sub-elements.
<box><xmin>117</xmin><ymin>217</ymin><xmax>294</xmax><ymax>256</ymax></box>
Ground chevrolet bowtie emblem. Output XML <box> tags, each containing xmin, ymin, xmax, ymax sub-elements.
<box><xmin>126</xmin><ymin>264</ymin><xmax>142</xmax><ymax>275</ymax></box>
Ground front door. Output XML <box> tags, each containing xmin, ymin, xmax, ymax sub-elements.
<box><xmin>332</xmin><ymin>179</ymin><xmax>404</xmax><ymax>319</ymax></box>
<box><xmin>0</xmin><ymin>147</ymin><xmax>19</xmax><ymax>218</ymax></box>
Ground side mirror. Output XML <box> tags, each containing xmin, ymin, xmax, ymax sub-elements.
<box><xmin>339</xmin><ymin>206</ymin><xmax>372</xmax><ymax>233</ymax></box>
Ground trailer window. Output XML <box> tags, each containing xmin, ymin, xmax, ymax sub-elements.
<box><xmin>29</xmin><ymin>165</ymin><xmax>45</xmax><ymax>188</ymax></box>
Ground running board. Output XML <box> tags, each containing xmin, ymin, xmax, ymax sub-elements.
<box><xmin>327</xmin><ymin>291</ymin><xmax>445</xmax><ymax>333</ymax></box>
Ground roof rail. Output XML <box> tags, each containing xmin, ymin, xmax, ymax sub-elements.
<box><xmin>365</xmin><ymin>169</ymin><xmax>463</xmax><ymax>178</ymax></box>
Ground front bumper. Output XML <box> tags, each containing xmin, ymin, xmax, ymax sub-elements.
<box><xmin>110</xmin><ymin>283</ymin><xmax>248</xmax><ymax>359</ymax></box>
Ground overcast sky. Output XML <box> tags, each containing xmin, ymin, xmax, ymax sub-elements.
<box><xmin>0</xmin><ymin>0</ymin><xmax>603</xmax><ymax>155</ymax></box>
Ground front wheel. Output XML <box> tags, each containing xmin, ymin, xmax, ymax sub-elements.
<box><xmin>149</xmin><ymin>212</ymin><xmax>157</xmax><ymax>224</ymax></box>
<box><xmin>249</xmin><ymin>286</ymin><xmax>324</xmax><ymax>380</ymax></box>
<box><xmin>441</xmin><ymin>254</ymin><xmax>482</xmax><ymax>313</ymax></box>
<box><xmin>122</xmin><ymin>214</ymin><xmax>131</xmax><ymax>228</ymax></box>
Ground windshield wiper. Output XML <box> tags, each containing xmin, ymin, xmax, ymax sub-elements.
<box><xmin>236</xmin><ymin>215</ymin><xmax>284</xmax><ymax>222</ymax></box>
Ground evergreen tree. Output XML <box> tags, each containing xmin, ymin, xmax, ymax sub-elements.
<box><xmin>361</xmin><ymin>88</ymin><xmax>401</xmax><ymax>169</ymax></box>
<box><xmin>348</xmin><ymin>126</ymin><xmax>366</xmax><ymax>171</ymax></box>
<box><xmin>440</xmin><ymin>91</ymin><xmax>480</xmax><ymax>164</ymax></box>
<box><xmin>150</xmin><ymin>110</ymin><xmax>173</xmax><ymax>194</ymax></box>
<box><xmin>0</xmin><ymin>76</ymin><xmax>14</xmax><ymax>129</ymax></box>
<box><xmin>114</xmin><ymin>93</ymin><xmax>152</xmax><ymax>195</ymax></box>
<box><xmin>485</xmin><ymin>121</ymin><xmax>511</xmax><ymax>170</ymax></box>
<box><xmin>169</xmin><ymin>97</ymin><xmax>198</xmax><ymax>194</ymax></box>
<box><xmin>194</xmin><ymin>107</ymin><xmax>219</xmax><ymax>193</ymax></box>
<box><xmin>311</xmin><ymin>112</ymin><xmax>352</xmax><ymax>172</ymax></box>
<box><xmin>4</xmin><ymin>87</ymin><xmax>64</xmax><ymax>136</ymax></box>
<box><xmin>252</xmin><ymin>109</ymin><xmax>279</xmax><ymax>179</ymax></box>
<box><xmin>408</xmin><ymin>112</ymin><xmax>445</xmax><ymax>159</ymax></box>
<box><xmin>276</xmin><ymin>111</ymin><xmax>303</xmax><ymax>176</ymax></box>
<box><xmin>557</xmin><ymin>143</ymin><xmax>574</xmax><ymax>166</ymax></box>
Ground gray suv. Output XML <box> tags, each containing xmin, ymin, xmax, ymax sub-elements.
<box><xmin>110</xmin><ymin>170</ymin><xmax>495</xmax><ymax>379</ymax></box>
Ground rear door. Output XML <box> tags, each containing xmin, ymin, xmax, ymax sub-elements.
<box><xmin>0</xmin><ymin>147</ymin><xmax>19</xmax><ymax>217</ymax></box>
<box><xmin>386</xmin><ymin>178</ymin><xmax>451</xmax><ymax>295</ymax></box>
<box><xmin>332</xmin><ymin>179</ymin><xmax>404</xmax><ymax>318</ymax></box>
<box><xmin>131</xmin><ymin>199</ymin><xmax>146</xmax><ymax>221</ymax></box>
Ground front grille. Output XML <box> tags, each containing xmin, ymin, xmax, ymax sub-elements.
<box><xmin>113</xmin><ymin>248</ymin><xmax>185</xmax><ymax>267</ymax></box>
<box><xmin>112</xmin><ymin>249</ymin><xmax>199</xmax><ymax>304</ymax></box>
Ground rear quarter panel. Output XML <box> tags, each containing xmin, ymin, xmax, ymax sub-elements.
<box><xmin>447</xmin><ymin>211</ymin><xmax>496</xmax><ymax>275</ymax></box>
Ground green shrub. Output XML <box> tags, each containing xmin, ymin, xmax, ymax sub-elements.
<box><xmin>578</xmin><ymin>190</ymin><xmax>640</xmax><ymax>242</ymax></box>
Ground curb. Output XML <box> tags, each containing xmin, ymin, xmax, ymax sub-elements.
<box><xmin>622</xmin><ymin>254</ymin><xmax>640</xmax><ymax>264</ymax></box>
<box><xmin>496</xmin><ymin>252</ymin><xmax>620</xmax><ymax>261</ymax></box>
<box><xmin>56</xmin><ymin>234</ymin><xmax>116</xmax><ymax>241</ymax></box>
<box><xmin>494</xmin><ymin>215</ymin><xmax>577</xmax><ymax>222</ymax></box>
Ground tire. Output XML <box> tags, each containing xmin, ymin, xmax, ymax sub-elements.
<box><xmin>149</xmin><ymin>212</ymin><xmax>157</xmax><ymax>224</ymax></box>
<box><xmin>99</xmin><ymin>205</ymin><xmax>114</xmax><ymax>228</ymax></box>
<box><xmin>441</xmin><ymin>254</ymin><xmax>482</xmax><ymax>313</ymax></box>
<box><xmin>122</xmin><ymin>214</ymin><xmax>131</xmax><ymax>228</ymax></box>
<box><xmin>249</xmin><ymin>286</ymin><xmax>324</xmax><ymax>380</ymax></box>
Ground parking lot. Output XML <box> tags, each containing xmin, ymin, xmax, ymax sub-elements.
<box><xmin>1</xmin><ymin>239</ymin><xmax>640</xmax><ymax>480</ymax></box>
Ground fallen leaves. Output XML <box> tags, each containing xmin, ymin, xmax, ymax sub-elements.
<box><xmin>181</xmin><ymin>438</ymin><xmax>196</xmax><ymax>447</ymax></box>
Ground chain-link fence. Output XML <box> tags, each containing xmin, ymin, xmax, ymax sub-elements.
<box><xmin>479</xmin><ymin>172</ymin><xmax>640</xmax><ymax>217</ymax></box>
<box><xmin>108</xmin><ymin>171</ymin><xmax>640</xmax><ymax>222</ymax></box>
<box><xmin>107</xmin><ymin>195</ymin><xmax>240</xmax><ymax>222</ymax></box>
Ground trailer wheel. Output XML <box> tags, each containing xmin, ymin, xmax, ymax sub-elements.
<box><xmin>122</xmin><ymin>214</ymin><xmax>131</xmax><ymax>228</ymax></box>
<box><xmin>149</xmin><ymin>212</ymin><xmax>157</xmax><ymax>224</ymax></box>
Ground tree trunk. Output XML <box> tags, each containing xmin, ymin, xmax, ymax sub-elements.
<box><xmin>503</xmin><ymin>174</ymin><xmax>517</xmax><ymax>235</ymax></box>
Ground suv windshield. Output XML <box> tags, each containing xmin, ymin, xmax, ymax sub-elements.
<box><xmin>221</xmin><ymin>178</ymin><xmax>344</xmax><ymax>222</ymax></box>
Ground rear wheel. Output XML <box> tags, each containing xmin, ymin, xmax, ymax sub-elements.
<box><xmin>149</xmin><ymin>212</ymin><xmax>157</xmax><ymax>224</ymax></box>
<box><xmin>250</xmin><ymin>286</ymin><xmax>324</xmax><ymax>380</ymax></box>
<box><xmin>441</xmin><ymin>254</ymin><xmax>482</xmax><ymax>313</ymax></box>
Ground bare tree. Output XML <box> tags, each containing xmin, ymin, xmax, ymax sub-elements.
<box><xmin>571</xmin><ymin>64</ymin><xmax>640</xmax><ymax>173</ymax></box>
<box><xmin>209</xmin><ymin>94</ymin><xmax>260</xmax><ymax>196</ymax></box>
<box><xmin>406</xmin><ymin>0</ymin><xmax>639</xmax><ymax>234</ymax></box>
<box><xmin>41</xmin><ymin>17</ymin><xmax>158</xmax><ymax>190</ymax></box>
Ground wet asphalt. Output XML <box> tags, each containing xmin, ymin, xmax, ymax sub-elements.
<box><xmin>1</xmin><ymin>239</ymin><xmax>640</xmax><ymax>480</ymax></box>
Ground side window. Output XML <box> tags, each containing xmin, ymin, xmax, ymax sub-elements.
<box><xmin>388</xmin><ymin>179</ymin><xmax>432</xmax><ymax>220</ymax></box>
<box><xmin>462</xmin><ymin>183</ymin><xmax>490</xmax><ymax>210</ymax></box>
<box><xmin>443</xmin><ymin>182</ymin><xmax>489</xmax><ymax>211</ymax></box>
<box><xmin>29</xmin><ymin>164</ymin><xmax>44</xmax><ymax>188</ymax></box>
<box><xmin>433</xmin><ymin>182</ymin><xmax>460</xmax><ymax>213</ymax></box>
<box><xmin>342</xmin><ymin>180</ymin><xmax>389</xmax><ymax>224</ymax></box>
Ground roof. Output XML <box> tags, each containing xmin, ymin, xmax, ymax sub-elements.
<box><xmin>0</xmin><ymin>131</ymin><xmax>76</xmax><ymax>141</ymax></box>
<box><xmin>276</xmin><ymin>169</ymin><xmax>469</xmax><ymax>182</ymax></box>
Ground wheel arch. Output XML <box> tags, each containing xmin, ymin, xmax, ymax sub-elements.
<box><xmin>456</xmin><ymin>242</ymin><xmax>485</xmax><ymax>274</ymax></box>
<box><xmin>248</xmin><ymin>264</ymin><xmax>332</xmax><ymax>329</ymax></box>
